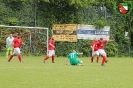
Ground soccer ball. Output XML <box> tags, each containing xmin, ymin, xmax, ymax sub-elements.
<box><xmin>80</xmin><ymin>61</ymin><xmax>83</xmax><ymax>64</ymax></box>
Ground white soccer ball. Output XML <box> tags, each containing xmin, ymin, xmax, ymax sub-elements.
<box><xmin>80</xmin><ymin>61</ymin><xmax>83</xmax><ymax>64</ymax></box>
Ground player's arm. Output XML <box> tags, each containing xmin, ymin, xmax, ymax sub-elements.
<box><xmin>76</xmin><ymin>52</ymin><xmax>83</xmax><ymax>57</ymax></box>
<box><xmin>12</xmin><ymin>41</ymin><xmax>14</xmax><ymax>49</ymax></box>
<box><xmin>90</xmin><ymin>43</ymin><xmax>95</xmax><ymax>51</ymax></box>
<box><xmin>6</xmin><ymin>42</ymin><xmax>8</xmax><ymax>48</ymax></box>
<box><xmin>49</xmin><ymin>43</ymin><xmax>54</xmax><ymax>48</ymax></box>
<box><xmin>92</xmin><ymin>45</ymin><xmax>95</xmax><ymax>52</ymax></box>
<box><xmin>90</xmin><ymin>42</ymin><xmax>93</xmax><ymax>48</ymax></box>
<box><xmin>11</xmin><ymin>38</ymin><xmax>16</xmax><ymax>49</ymax></box>
<box><xmin>90</xmin><ymin>45</ymin><xmax>94</xmax><ymax>50</ymax></box>
<box><xmin>90</xmin><ymin>44</ymin><xmax>95</xmax><ymax>52</ymax></box>
<box><xmin>49</xmin><ymin>39</ymin><xmax>55</xmax><ymax>48</ymax></box>
<box><xmin>107</xmin><ymin>39</ymin><xmax>115</xmax><ymax>42</ymax></box>
<box><xmin>22</xmin><ymin>42</ymin><xmax>25</xmax><ymax>45</ymax></box>
<box><xmin>66</xmin><ymin>58</ymin><xmax>69</xmax><ymax>65</ymax></box>
<box><xmin>66</xmin><ymin>55</ymin><xmax>70</xmax><ymax>65</ymax></box>
<box><xmin>90</xmin><ymin>45</ymin><xmax>93</xmax><ymax>48</ymax></box>
<box><xmin>6</xmin><ymin>38</ymin><xmax>9</xmax><ymax>46</ymax></box>
<box><xmin>11</xmin><ymin>39</ymin><xmax>14</xmax><ymax>46</ymax></box>
<box><xmin>79</xmin><ymin>52</ymin><xmax>83</xmax><ymax>55</ymax></box>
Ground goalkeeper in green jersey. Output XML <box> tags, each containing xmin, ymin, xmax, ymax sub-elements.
<box><xmin>66</xmin><ymin>50</ymin><xmax>83</xmax><ymax>66</ymax></box>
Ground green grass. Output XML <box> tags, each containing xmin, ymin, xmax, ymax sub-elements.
<box><xmin>0</xmin><ymin>56</ymin><xmax>133</xmax><ymax>88</ymax></box>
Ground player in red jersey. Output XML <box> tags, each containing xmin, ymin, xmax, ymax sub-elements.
<box><xmin>97</xmin><ymin>38</ymin><xmax>115</xmax><ymax>66</ymax></box>
<box><xmin>8</xmin><ymin>34</ymin><xmax>25</xmax><ymax>63</ymax></box>
<box><xmin>90</xmin><ymin>38</ymin><xmax>100</xmax><ymax>63</ymax></box>
<box><xmin>43</xmin><ymin>36</ymin><xmax>55</xmax><ymax>63</ymax></box>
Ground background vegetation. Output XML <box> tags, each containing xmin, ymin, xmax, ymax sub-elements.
<box><xmin>0</xmin><ymin>0</ymin><xmax>133</xmax><ymax>57</ymax></box>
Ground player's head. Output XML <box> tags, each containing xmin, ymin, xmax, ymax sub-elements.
<box><xmin>99</xmin><ymin>38</ymin><xmax>103</xmax><ymax>42</ymax></box>
<box><xmin>94</xmin><ymin>38</ymin><xmax>98</xmax><ymax>41</ymax></box>
<box><xmin>51</xmin><ymin>36</ymin><xmax>54</xmax><ymax>40</ymax></box>
<box><xmin>72</xmin><ymin>50</ymin><xmax>76</xmax><ymax>52</ymax></box>
<box><xmin>17</xmin><ymin>33</ymin><xmax>21</xmax><ymax>38</ymax></box>
<box><xmin>9</xmin><ymin>34</ymin><xmax>13</xmax><ymax>38</ymax></box>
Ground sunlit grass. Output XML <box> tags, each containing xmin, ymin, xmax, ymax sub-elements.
<box><xmin>0</xmin><ymin>56</ymin><xmax>133</xmax><ymax>88</ymax></box>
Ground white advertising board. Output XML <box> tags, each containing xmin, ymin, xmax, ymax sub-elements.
<box><xmin>78</xmin><ymin>25</ymin><xmax>110</xmax><ymax>40</ymax></box>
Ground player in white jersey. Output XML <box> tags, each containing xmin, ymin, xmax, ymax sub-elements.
<box><xmin>6</xmin><ymin>34</ymin><xmax>14</xmax><ymax>58</ymax></box>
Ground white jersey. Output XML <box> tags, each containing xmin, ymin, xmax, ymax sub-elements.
<box><xmin>6</xmin><ymin>37</ymin><xmax>14</xmax><ymax>48</ymax></box>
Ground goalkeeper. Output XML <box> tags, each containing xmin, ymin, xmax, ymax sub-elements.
<box><xmin>66</xmin><ymin>50</ymin><xmax>83</xmax><ymax>66</ymax></box>
<box><xmin>6</xmin><ymin>34</ymin><xmax>14</xmax><ymax>58</ymax></box>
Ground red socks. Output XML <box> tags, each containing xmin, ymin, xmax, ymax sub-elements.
<box><xmin>52</xmin><ymin>56</ymin><xmax>54</xmax><ymax>62</ymax></box>
<box><xmin>8</xmin><ymin>55</ymin><xmax>14</xmax><ymax>61</ymax></box>
<box><xmin>91</xmin><ymin>57</ymin><xmax>94</xmax><ymax>62</ymax></box>
<box><xmin>102</xmin><ymin>56</ymin><xmax>106</xmax><ymax>64</ymax></box>
<box><xmin>96</xmin><ymin>56</ymin><xmax>100</xmax><ymax>62</ymax></box>
<box><xmin>44</xmin><ymin>56</ymin><xmax>49</xmax><ymax>61</ymax></box>
<box><xmin>18</xmin><ymin>55</ymin><xmax>22</xmax><ymax>62</ymax></box>
<box><xmin>44</xmin><ymin>56</ymin><xmax>55</xmax><ymax>62</ymax></box>
<box><xmin>8</xmin><ymin>55</ymin><xmax>23</xmax><ymax>62</ymax></box>
<box><xmin>91</xmin><ymin>56</ymin><xmax>99</xmax><ymax>63</ymax></box>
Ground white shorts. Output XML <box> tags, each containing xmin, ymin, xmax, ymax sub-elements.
<box><xmin>92</xmin><ymin>51</ymin><xmax>99</xmax><ymax>56</ymax></box>
<box><xmin>98</xmin><ymin>49</ymin><xmax>106</xmax><ymax>55</ymax></box>
<box><xmin>48</xmin><ymin>50</ymin><xmax>55</xmax><ymax>56</ymax></box>
<box><xmin>13</xmin><ymin>48</ymin><xmax>21</xmax><ymax>55</ymax></box>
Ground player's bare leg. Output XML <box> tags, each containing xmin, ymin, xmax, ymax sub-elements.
<box><xmin>6</xmin><ymin>50</ymin><xmax>9</xmax><ymax>58</ymax></box>
<box><xmin>9</xmin><ymin>50</ymin><xmax>13</xmax><ymax>56</ymax></box>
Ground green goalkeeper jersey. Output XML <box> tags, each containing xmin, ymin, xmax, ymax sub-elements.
<box><xmin>67</xmin><ymin>52</ymin><xmax>80</xmax><ymax>64</ymax></box>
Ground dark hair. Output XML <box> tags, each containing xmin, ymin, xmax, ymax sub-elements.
<box><xmin>100</xmin><ymin>38</ymin><xmax>103</xmax><ymax>40</ymax></box>
<box><xmin>17</xmin><ymin>33</ymin><xmax>21</xmax><ymax>36</ymax></box>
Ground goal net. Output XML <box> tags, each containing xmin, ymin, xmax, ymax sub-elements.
<box><xmin>0</xmin><ymin>25</ymin><xmax>49</xmax><ymax>56</ymax></box>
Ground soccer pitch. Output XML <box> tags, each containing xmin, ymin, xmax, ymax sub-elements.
<box><xmin>0</xmin><ymin>56</ymin><xmax>133</xmax><ymax>88</ymax></box>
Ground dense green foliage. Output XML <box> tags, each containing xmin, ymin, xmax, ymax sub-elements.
<box><xmin>0</xmin><ymin>0</ymin><xmax>133</xmax><ymax>57</ymax></box>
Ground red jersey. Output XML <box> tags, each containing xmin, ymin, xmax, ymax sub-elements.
<box><xmin>13</xmin><ymin>37</ymin><xmax>22</xmax><ymax>48</ymax></box>
<box><xmin>48</xmin><ymin>38</ymin><xmax>55</xmax><ymax>50</ymax></box>
<box><xmin>97</xmin><ymin>40</ymin><xmax>107</xmax><ymax>49</ymax></box>
<box><xmin>90</xmin><ymin>41</ymin><xmax>98</xmax><ymax>51</ymax></box>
